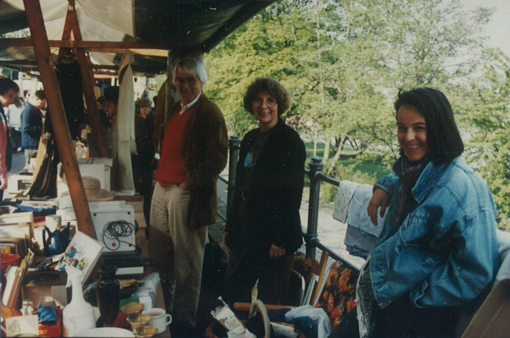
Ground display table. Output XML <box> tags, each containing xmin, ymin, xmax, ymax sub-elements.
<box><xmin>14</xmin><ymin>196</ymin><xmax>171</xmax><ymax>337</ymax></box>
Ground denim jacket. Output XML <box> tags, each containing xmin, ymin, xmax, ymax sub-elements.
<box><xmin>370</xmin><ymin>156</ymin><xmax>499</xmax><ymax>309</ymax></box>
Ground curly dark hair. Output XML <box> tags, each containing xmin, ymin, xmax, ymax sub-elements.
<box><xmin>243</xmin><ymin>78</ymin><xmax>290</xmax><ymax>116</ymax></box>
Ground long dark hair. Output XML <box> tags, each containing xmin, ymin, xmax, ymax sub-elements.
<box><xmin>394</xmin><ymin>88</ymin><xmax>463</xmax><ymax>164</ymax></box>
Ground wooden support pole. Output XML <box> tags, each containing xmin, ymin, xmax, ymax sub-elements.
<box><xmin>58</xmin><ymin>1</ymin><xmax>108</xmax><ymax>158</ymax></box>
<box><xmin>68</xmin><ymin>7</ymin><xmax>108</xmax><ymax>158</ymax></box>
<box><xmin>23</xmin><ymin>0</ymin><xmax>97</xmax><ymax>239</ymax></box>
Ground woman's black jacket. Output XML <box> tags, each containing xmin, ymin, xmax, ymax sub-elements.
<box><xmin>225</xmin><ymin>119</ymin><xmax>306</xmax><ymax>255</ymax></box>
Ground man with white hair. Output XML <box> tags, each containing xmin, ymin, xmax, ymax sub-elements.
<box><xmin>149</xmin><ymin>58</ymin><xmax>228</xmax><ymax>336</ymax></box>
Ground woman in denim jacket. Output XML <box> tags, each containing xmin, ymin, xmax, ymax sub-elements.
<box><xmin>332</xmin><ymin>88</ymin><xmax>499</xmax><ymax>338</ymax></box>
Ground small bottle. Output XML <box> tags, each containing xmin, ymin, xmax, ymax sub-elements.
<box><xmin>251</xmin><ymin>279</ymin><xmax>259</xmax><ymax>303</ymax></box>
<box><xmin>21</xmin><ymin>300</ymin><xmax>34</xmax><ymax>316</ymax></box>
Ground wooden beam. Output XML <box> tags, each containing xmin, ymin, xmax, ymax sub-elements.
<box><xmin>57</xmin><ymin>0</ymin><xmax>75</xmax><ymax>62</ymax></box>
<box><xmin>0</xmin><ymin>60</ymin><xmax>165</xmax><ymax>76</ymax></box>
<box><xmin>23</xmin><ymin>0</ymin><xmax>97</xmax><ymax>240</ymax></box>
<box><xmin>0</xmin><ymin>38</ymin><xmax>172</xmax><ymax>51</ymax></box>
<box><xmin>61</xmin><ymin>1</ymin><xmax>109</xmax><ymax>158</ymax></box>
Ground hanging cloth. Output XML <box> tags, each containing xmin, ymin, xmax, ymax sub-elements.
<box><xmin>113</xmin><ymin>52</ymin><xmax>135</xmax><ymax>190</ymax></box>
<box><xmin>26</xmin><ymin>112</ymin><xmax>59</xmax><ymax>200</ymax></box>
<box><xmin>55</xmin><ymin>53</ymin><xmax>86</xmax><ymax>140</ymax></box>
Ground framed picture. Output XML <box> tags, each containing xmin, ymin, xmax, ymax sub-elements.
<box><xmin>314</xmin><ymin>261</ymin><xmax>359</xmax><ymax>330</ymax></box>
<box><xmin>54</xmin><ymin>231</ymin><xmax>104</xmax><ymax>284</ymax></box>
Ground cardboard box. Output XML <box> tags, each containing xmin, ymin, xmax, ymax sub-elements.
<box><xmin>6</xmin><ymin>174</ymin><xmax>33</xmax><ymax>194</ymax></box>
<box><xmin>57</xmin><ymin>157</ymin><xmax>112</xmax><ymax>197</ymax></box>
<box><xmin>461</xmin><ymin>279</ymin><xmax>510</xmax><ymax>338</ymax></box>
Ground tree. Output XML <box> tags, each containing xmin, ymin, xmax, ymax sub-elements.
<box><xmin>457</xmin><ymin>49</ymin><xmax>510</xmax><ymax>219</ymax></box>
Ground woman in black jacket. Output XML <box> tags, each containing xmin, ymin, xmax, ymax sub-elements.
<box><xmin>222</xmin><ymin>78</ymin><xmax>306</xmax><ymax>306</ymax></box>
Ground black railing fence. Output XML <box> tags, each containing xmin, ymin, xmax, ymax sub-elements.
<box><xmin>222</xmin><ymin>136</ymin><xmax>359</xmax><ymax>272</ymax></box>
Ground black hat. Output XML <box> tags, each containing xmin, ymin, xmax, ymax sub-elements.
<box><xmin>103</xmin><ymin>86</ymin><xmax>119</xmax><ymax>103</ymax></box>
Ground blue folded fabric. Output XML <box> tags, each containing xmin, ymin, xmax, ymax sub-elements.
<box><xmin>268</xmin><ymin>307</ymin><xmax>292</xmax><ymax>322</ymax></box>
<box><xmin>16</xmin><ymin>205</ymin><xmax>58</xmax><ymax>216</ymax></box>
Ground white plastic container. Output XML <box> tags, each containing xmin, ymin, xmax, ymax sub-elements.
<box><xmin>62</xmin><ymin>266</ymin><xmax>96</xmax><ymax>336</ymax></box>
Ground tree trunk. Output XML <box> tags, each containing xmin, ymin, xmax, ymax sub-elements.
<box><xmin>323</xmin><ymin>139</ymin><xmax>331</xmax><ymax>163</ymax></box>
<box><xmin>326</xmin><ymin>135</ymin><xmax>346</xmax><ymax>176</ymax></box>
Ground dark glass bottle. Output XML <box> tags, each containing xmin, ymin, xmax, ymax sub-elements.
<box><xmin>96</xmin><ymin>265</ymin><xmax>120</xmax><ymax>327</ymax></box>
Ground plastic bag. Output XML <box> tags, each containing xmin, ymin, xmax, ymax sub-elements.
<box><xmin>131</xmin><ymin>272</ymin><xmax>160</xmax><ymax>310</ymax></box>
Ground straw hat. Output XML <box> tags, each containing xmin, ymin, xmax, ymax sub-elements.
<box><xmin>82</xmin><ymin>176</ymin><xmax>114</xmax><ymax>202</ymax></box>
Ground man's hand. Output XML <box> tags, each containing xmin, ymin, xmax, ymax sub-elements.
<box><xmin>367</xmin><ymin>187</ymin><xmax>389</xmax><ymax>225</ymax></box>
<box><xmin>0</xmin><ymin>178</ymin><xmax>7</xmax><ymax>190</ymax></box>
<box><xmin>269</xmin><ymin>244</ymin><xmax>285</xmax><ymax>259</ymax></box>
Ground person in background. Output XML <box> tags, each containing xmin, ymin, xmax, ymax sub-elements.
<box><xmin>100</xmin><ymin>86</ymin><xmax>119</xmax><ymax>154</ymax></box>
<box><xmin>137</xmin><ymin>97</ymin><xmax>155</xmax><ymax>140</ymax></box>
<box><xmin>101</xmin><ymin>86</ymin><xmax>119</xmax><ymax>128</ymax></box>
<box><xmin>20</xmin><ymin>89</ymin><xmax>46</xmax><ymax>166</ymax></box>
<box><xmin>96</xmin><ymin>95</ymin><xmax>112</xmax><ymax>129</ymax></box>
<box><xmin>133</xmin><ymin>97</ymin><xmax>155</xmax><ymax>224</ymax></box>
<box><xmin>0</xmin><ymin>78</ymin><xmax>20</xmax><ymax>204</ymax></box>
<box><xmin>331</xmin><ymin>88</ymin><xmax>499</xmax><ymax>338</ymax></box>
<box><xmin>148</xmin><ymin>58</ymin><xmax>228</xmax><ymax>337</ymax></box>
<box><xmin>222</xmin><ymin>78</ymin><xmax>306</xmax><ymax>307</ymax></box>
<box><xmin>7</xmin><ymin>96</ymin><xmax>25</xmax><ymax>153</ymax></box>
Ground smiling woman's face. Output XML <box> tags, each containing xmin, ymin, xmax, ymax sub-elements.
<box><xmin>397</xmin><ymin>104</ymin><xmax>429</xmax><ymax>162</ymax></box>
<box><xmin>252</xmin><ymin>92</ymin><xmax>278</xmax><ymax>132</ymax></box>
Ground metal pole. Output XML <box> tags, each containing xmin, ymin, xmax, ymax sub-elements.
<box><xmin>227</xmin><ymin>135</ymin><xmax>240</xmax><ymax>217</ymax></box>
<box><xmin>306</xmin><ymin>156</ymin><xmax>324</xmax><ymax>259</ymax></box>
<box><xmin>23</xmin><ymin>0</ymin><xmax>97</xmax><ymax>239</ymax></box>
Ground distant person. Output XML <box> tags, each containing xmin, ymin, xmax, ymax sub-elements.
<box><xmin>21</xmin><ymin>90</ymin><xmax>47</xmax><ymax>166</ymax></box>
<box><xmin>96</xmin><ymin>95</ymin><xmax>112</xmax><ymax>129</ymax></box>
<box><xmin>222</xmin><ymin>78</ymin><xmax>306</xmax><ymax>307</ymax></box>
<box><xmin>137</xmin><ymin>97</ymin><xmax>155</xmax><ymax>139</ymax></box>
<box><xmin>7</xmin><ymin>96</ymin><xmax>25</xmax><ymax>152</ymax></box>
<box><xmin>100</xmin><ymin>86</ymin><xmax>120</xmax><ymax>153</ymax></box>
<box><xmin>0</xmin><ymin>78</ymin><xmax>20</xmax><ymax>203</ymax></box>
<box><xmin>133</xmin><ymin>97</ymin><xmax>155</xmax><ymax>223</ymax></box>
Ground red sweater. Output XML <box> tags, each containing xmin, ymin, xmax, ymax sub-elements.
<box><xmin>154</xmin><ymin>107</ymin><xmax>193</xmax><ymax>187</ymax></box>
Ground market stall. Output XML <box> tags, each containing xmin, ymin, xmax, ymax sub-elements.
<box><xmin>0</xmin><ymin>0</ymin><xmax>275</xmax><ymax>336</ymax></box>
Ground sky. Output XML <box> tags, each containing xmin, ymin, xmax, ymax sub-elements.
<box><xmin>461</xmin><ymin>0</ymin><xmax>510</xmax><ymax>57</ymax></box>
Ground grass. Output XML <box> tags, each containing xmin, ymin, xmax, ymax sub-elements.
<box><xmin>304</xmin><ymin>141</ymin><xmax>391</xmax><ymax>179</ymax></box>
<box><xmin>304</xmin><ymin>141</ymin><xmax>393</xmax><ymax>202</ymax></box>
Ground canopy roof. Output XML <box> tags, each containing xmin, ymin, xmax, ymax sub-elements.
<box><xmin>0</xmin><ymin>0</ymin><xmax>275</xmax><ymax>76</ymax></box>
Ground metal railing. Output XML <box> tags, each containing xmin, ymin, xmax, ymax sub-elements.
<box><xmin>223</xmin><ymin>136</ymin><xmax>359</xmax><ymax>272</ymax></box>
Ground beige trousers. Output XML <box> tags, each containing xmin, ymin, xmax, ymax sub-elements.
<box><xmin>149</xmin><ymin>183</ymin><xmax>207</xmax><ymax>329</ymax></box>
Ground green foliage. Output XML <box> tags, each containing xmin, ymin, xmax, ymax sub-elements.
<box><xmin>457</xmin><ymin>50</ymin><xmax>510</xmax><ymax>219</ymax></box>
<box><xmin>206</xmin><ymin>0</ymin><xmax>510</xmax><ymax>219</ymax></box>
<box><xmin>498</xmin><ymin>218</ymin><xmax>510</xmax><ymax>232</ymax></box>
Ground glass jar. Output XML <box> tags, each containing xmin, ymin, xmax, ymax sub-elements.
<box><xmin>21</xmin><ymin>299</ymin><xmax>34</xmax><ymax>316</ymax></box>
